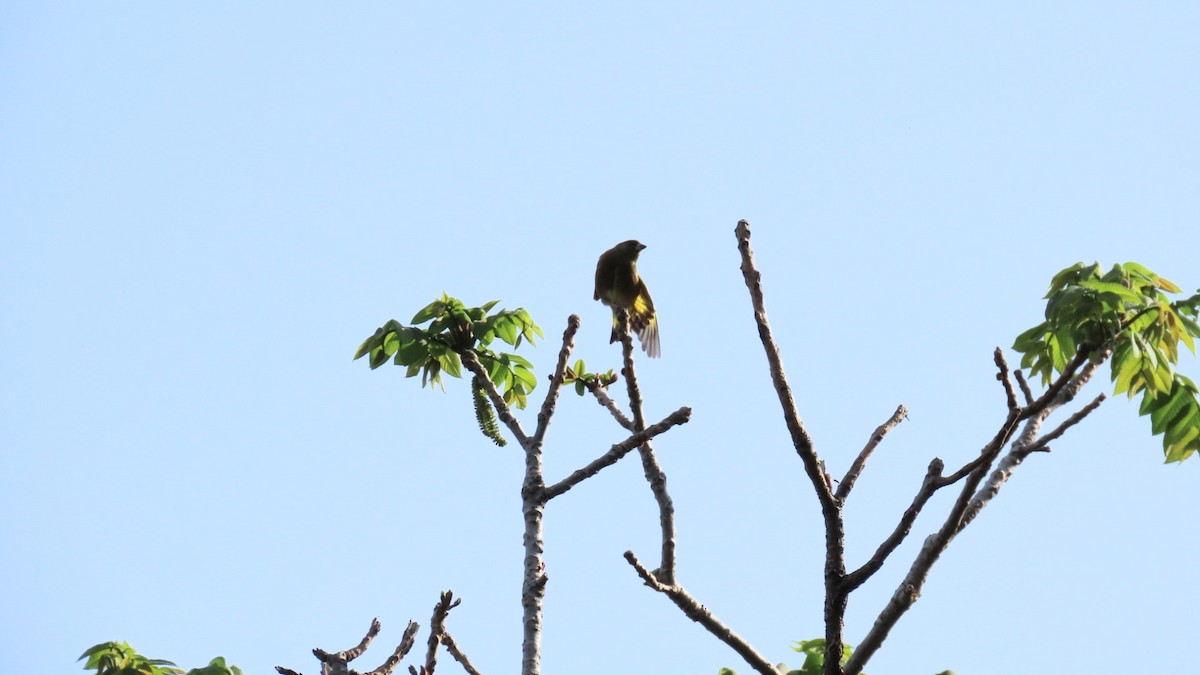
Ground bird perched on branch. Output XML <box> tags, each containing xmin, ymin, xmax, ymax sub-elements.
<box><xmin>594</xmin><ymin>240</ymin><xmax>660</xmax><ymax>358</ymax></box>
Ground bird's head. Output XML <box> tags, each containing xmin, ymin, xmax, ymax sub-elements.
<box><xmin>617</xmin><ymin>240</ymin><xmax>646</xmax><ymax>258</ymax></box>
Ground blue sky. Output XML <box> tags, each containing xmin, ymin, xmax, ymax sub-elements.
<box><xmin>2</xmin><ymin>4</ymin><xmax>1198</xmax><ymax>674</ymax></box>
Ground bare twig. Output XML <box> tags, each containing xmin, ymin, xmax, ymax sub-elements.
<box><xmin>837</xmin><ymin>405</ymin><xmax>908</xmax><ymax>501</ymax></box>
<box><xmin>624</xmin><ymin>551</ymin><xmax>777</xmax><ymax>675</ymax></box>
<box><xmin>316</xmin><ymin>617</ymin><xmax>381</xmax><ymax>663</ymax></box>
<box><xmin>533</xmin><ymin>316</ymin><xmax>580</xmax><ymax>445</ymax></box>
<box><xmin>423</xmin><ymin>591</ymin><xmax>462</xmax><ymax>675</ymax></box>
<box><xmin>581</xmin><ymin>376</ymin><xmax>633</xmax><ymax>430</ymax></box>
<box><xmin>734</xmin><ymin>220</ymin><xmax>836</xmax><ymax>512</ymax></box>
<box><xmin>994</xmin><ymin>349</ymin><xmax>1020</xmax><ymax>412</ymax></box>
<box><xmin>1023</xmin><ymin>393</ymin><xmax>1106</xmax><ymax>454</ymax></box>
<box><xmin>541</xmin><ymin>406</ymin><xmax>692</xmax><ymax>501</ymax></box>
<box><xmin>440</xmin><ymin>632</ymin><xmax>483</xmax><ymax>675</ymax></box>
<box><xmin>616</xmin><ymin>311</ymin><xmax>679</xmax><ymax>585</ymax></box>
<box><xmin>1014</xmin><ymin>369</ymin><xmax>1034</xmax><ymax>405</ymax></box>
<box><xmin>958</xmin><ymin>350</ymin><xmax>1108</xmax><ymax>532</ymax></box>
<box><xmin>279</xmin><ymin>618</ymin><xmax>419</xmax><ymax>675</ymax></box>
<box><xmin>365</xmin><ymin>622</ymin><xmax>421</xmax><ymax>675</ymax></box>
<box><xmin>1020</xmin><ymin>349</ymin><xmax>1089</xmax><ymax>420</ymax></box>
<box><xmin>843</xmin><ymin>459</ymin><xmax>943</xmax><ymax>591</ymax></box>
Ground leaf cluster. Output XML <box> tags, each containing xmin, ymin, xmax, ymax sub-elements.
<box><xmin>78</xmin><ymin>642</ymin><xmax>241</xmax><ymax>675</ymax></box>
<box><xmin>1013</xmin><ymin>262</ymin><xmax>1200</xmax><ymax>462</ymax></box>
<box><xmin>354</xmin><ymin>294</ymin><xmax>543</xmax><ymax>444</ymax></box>
<box><xmin>562</xmin><ymin>358</ymin><xmax>618</xmax><ymax>396</ymax></box>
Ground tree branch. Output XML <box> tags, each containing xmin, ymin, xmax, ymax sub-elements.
<box><xmin>365</xmin><ymin>622</ymin><xmax>421</xmax><ymax>675</ymax></box>
<box><xmin>847</xmin><ymin>346</ymin><xmax>1108</xmax><ymax>674</ymax></box>
<box><xmin>844</xmin><ymin>403</ymin><xmax>1022</xmax><ymax>675</ymax></box>
<box><xmin>532</xmin><ymin>316</ymin><xmax>580</xmax><ymax>445</ymax></box>
<box><xmin>617</xmin><ymin>312</ymin><xmax>679</xmax><ymax>584</ymax></box>
<box><xmin>735</xmin><ymin>221</ymin><xmax>848</xmax><ymax>674</ymax></box>
<box><xmin>1013</xmin><ymin>369</ymin><xmax>1034</xmax><ymax>406</ymax></box>
<box><xmin>423</xmin><ymin>591</ymin><xmax>461</xmax><ymax>675</ymax></box>
<box><xmin>734</xmin><ymin>220</ymin><xmax>837</xmax><ymax>513</ymax></box>
<box><xmin>994</xmin><ymin>349</ymin><xmax>1020</xmax><ymax>412</ymax></box>
<box><xmin>439</xmin><ymin>632</ymin><xmax>482</xmax><ymax>675</ymax></box>
<box><xmin>843</xmin><ymin>458</ymin><xmax>943</xmax><ymax>592</ymax></box>
<box><xmin>836</xmin><ymin>405</ymin><xmax>908</xmax><ymax>501</ymax></box>
<box><xmin>1019</xmin><ymin>349</ymin><xmax>1089</xmax><ymax>420</ymax></box>
<box><xmin>541</xmin><ymin>406</ymin><xmax>693</xmax><ymax>502</ymax></box>
<box><xmin>624</xmin><ymin>551</ymin><xmax>777</xmax><ymax>675</ymax></box>
<box><xmin>278</xmin><ymin>618</ymin><xmax>420</xmax><ymax>675</ymax></box>
<box><xmin>958</xmin><ymin>349</ymin><xmax>1108</xmax><ymax>532</ymax></box>
<box><xmin>581</xmin><ymin>376</ymin><xmax>633</xmax><ymax>430</ymax></box>
<box><xmin>1023</xmin><ymin>393</ymin><xmax>1106</xmax><ymax>454</ymax></box>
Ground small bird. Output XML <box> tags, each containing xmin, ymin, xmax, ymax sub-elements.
<box><xmin>594</xmin><ymin>240</ymin><xmax>660</xmax><ymax>358</ymax></box>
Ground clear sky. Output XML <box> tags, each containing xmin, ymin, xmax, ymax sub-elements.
<box><xmin>2</xmin><ymin>4</ymin><xmax>1197</xmax><ymax>675</ymax></box>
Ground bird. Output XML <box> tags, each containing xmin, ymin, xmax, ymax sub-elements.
<box><xmin>594</xmin><ymin>240</ymin><xmax>660</xmax><ymax>358</ymax></box>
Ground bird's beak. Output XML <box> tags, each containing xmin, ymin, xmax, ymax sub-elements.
<box><xmin>637</xmin><ymin>243</ymin><xmax>647</xmax><ymax>251</ymax></box>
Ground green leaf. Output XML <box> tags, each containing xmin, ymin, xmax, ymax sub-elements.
<box><xmin>494</xmin><ymin>317</ymin><xmax>520</xmax><ymax>345</ymax></box>
<box><xmin>354</xmin><ymin>328</ymin><xmax>384</xmax><ymax>360</ymax></box>
<box><xmin>369</xmin><ymin>346</ymin><xmax>389</xmax><ymax>369</ymax></box>
<box><xmin>1113</xmin><ymin>353</ymin><xmax>1139</xmax><ymax>398</ymax></box>
<box><xmin>382</xmin><ymin>330</ymin><xmax>401</xmax><ymax>357</ymax></box>
<box><xmin>411</xmin><ymin>299</ymin><xmax>446</xmax><ymax>324</ymax></box>
<box><xmin>512</xmin><ymin>366</ymin><xmax>538</xmax><ymax>392</ymax></box>
<box><xmin>1012</xmin><ymin>322</ymin><xmax>1048</xmax><ymax>353</ymax></box>
<box><xmin>1079</xmin><ymin>279</ymin><xmax>1142</xmax><ymax>304</ymax></box>
<box><xmin>1155</xmin><ymin>277</ymin><xmax>1183</xmax><ymax>293</ymax></box>
<box><xmin>1164</xmin><ymin>406</ymin><xmax>1200</xmax><ymax>446</ymax></box>
<box><xmin>1149</xmin><ymin>385</ymin><xmax>1191</xmax><ymax>435</ymax></box>
<box><xmin>505</xmin><ymin>353</ymin><xmax>534</xmax><ymax>369</ymax></box>
<box><xmin>438</xmin><ymin>350</ymin><xmax>463</xmax><ymax>379</ymax></box>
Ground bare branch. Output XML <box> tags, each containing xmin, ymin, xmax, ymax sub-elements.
<box><xmin>423</xmin><ymin>591</ymin><xmax>462</xmax><ymax>675</ymax></box>
<box><xmin>1023</xmin><ymin>393</ymin><xmax>1106</xmax><ymax>454</ymax></box>
<box><xmin>616</xmin><ymin>312</ymin><xmax>679</xmax><ymax>585</ymax></box>
<box><xmin>364</xmin><ymin>622</ymin><xmax>421</xmax><ymax>675</ymax></box>
<box><xmin>994</xmin><ymin>349</ymin><xmax>1020</xmax><ymax>412</ymax></box>
<box><xmin>846</xmin><ymin>403</ymin><xmax>1026</xmax><ymax>674</ymax></box>
<box><xmin>280</xmin><ymin>618</ymin><xmax>419</xmax><ymax>675</ymax></box>
<box><xmin>314</xmin><ymin>617</ymin><xmax>380</xmax><ymax>664</ymax></box>
<box><xmin>736</xmin><ymin>221</ymin><xmax>850</xmax><ymax>674</ymax></box>
<box><xmin>440</xmin><ymin>632</ymin><xmax>483</xmax><ymax>675</ymax></box>
<box><xmin>581</xmin><ymin>376</ymin><xmax>633</xmax><ymax>430</ymax></box>
<box><xmin>624</xmin><ymin>551</ymin><xmax>777</xmax><ymax>675</ymax></box>
<box><xmin>734</xmin><ymin>220</ymin><xmax>838</xmax><ymax>514</ymax></box>
<box><xmin>1013</xmin><ymin>369</ymin><xmax>1034</xmax><ymax>405</ymax></box>
<box><xmin>533</xmin><ymin>316</ymin><xmax>580</xmax><ymax>445</ymax></box>
<box><xmin>1020</xmin><ymin>349</ymin><xmax>1090</xmax><ymax>420</ymax></box>
<box><xmin>837</xmin><ymin>405</ymin><xmax>908</xmax><ymax>501</ymax></box>
<box><xmin>958</xmin><ymin>350</ymin><xmax>1109</xmax><ymax>532</ymax></box>
<box><xmin>844</xmin><ymin>459</ymin><xmax>943</xmax><ymax>591</ymax></box>
<box><xmin>541</xmin><ymin>406</ymin><xmax>692</xmax><ymax>501</ymax></box>
<box><xmin>848</xmin><ymin>347</ymin><xmax>1109</xmax><ymax>674</ymax></box>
